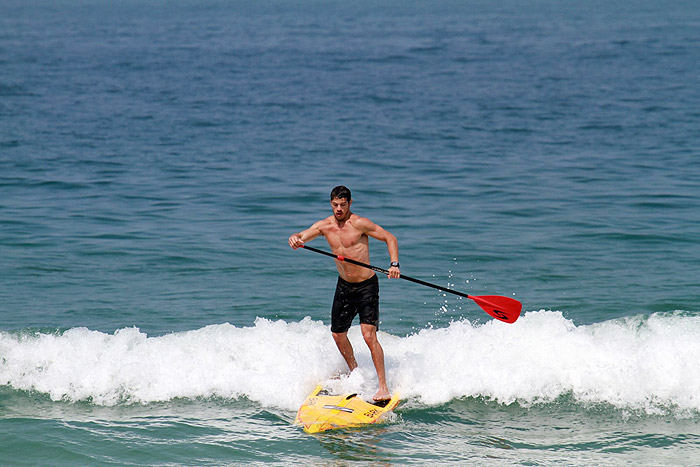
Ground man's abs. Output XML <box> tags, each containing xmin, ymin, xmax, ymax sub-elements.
<box><xmin>336</xmin><ymin>262</ymin><xmax>375</xmax><ymax>283</ymax></box>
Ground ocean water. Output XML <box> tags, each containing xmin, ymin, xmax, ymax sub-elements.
<box><xmin>2</xmin><ymin>0</ymin><xmax>700</xmax><ymax>465</ymax></box>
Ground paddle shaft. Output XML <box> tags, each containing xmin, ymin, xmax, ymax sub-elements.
<box><xmin>300</xmin><ymin>244</ymin><xmax>473</xmax><ymax>300</ymax></box>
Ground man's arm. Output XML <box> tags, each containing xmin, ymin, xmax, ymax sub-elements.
<box><xmin>288</xmin><ymin>221</ymin><xmax>324</xmax><ymax>249</ymax></box>
<box><xmin>357</xmin><ymin>218</ymin><xmax>400</xmax><ymax>279</ymax></box>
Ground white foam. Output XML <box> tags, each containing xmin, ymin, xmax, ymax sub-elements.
<box><xmin>2</xmin><ymin>311</ymin><xmax>700</xmax><ymax>413</ymax></box>
<box><xmin>0</xmin><ymin>317</ymin><xmax>342</xmax><ymax>410</ymax></box>
<box><xmin>389</xmin><ymin>310</ymin><xmax>700</xmax><ymax>414</ymax></box>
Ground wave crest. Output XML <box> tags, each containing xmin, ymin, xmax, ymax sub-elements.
<box><xmin>2</xmin><ymin>311</ymin><xmax>699</xmax><ymax>413</ymax></box>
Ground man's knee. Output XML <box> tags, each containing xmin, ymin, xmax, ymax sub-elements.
<box><xmin>332</xmin><ymin>331</ymin><xmax>348</xmax><ymax>343</ymax></box>
<box><xmin>361</xmin><ymin>324</ymin><xmax>378</xmax><ymax>343</ymax></box>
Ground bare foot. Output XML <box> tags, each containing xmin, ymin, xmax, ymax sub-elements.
<box><xmin>373</xmin><ymin>387</ymin><xmax>391</xmax><ymax>401</ymax></box>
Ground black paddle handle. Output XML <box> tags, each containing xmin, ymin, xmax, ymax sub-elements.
<box><xmin>300</xmin><ymin>245</ymin><xmax>472</xmax><ymax>300</ymax></box>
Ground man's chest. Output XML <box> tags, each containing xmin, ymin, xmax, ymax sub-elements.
<box><xmin>323</xmin><ymin>225</ymin><xmax>366</xmax><ymax>248</ymax></box>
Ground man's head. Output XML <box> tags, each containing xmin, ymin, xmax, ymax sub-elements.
<box><xmin>330</xmin><ymin>185</ymin><xmax>351</xmax><ymax>202</ymax></box>
<box><xmin>330</xmin><ymin>185</ymin><xmax>352</xmax><ymax>221</ymax></box>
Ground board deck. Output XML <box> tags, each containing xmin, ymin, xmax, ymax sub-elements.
<box><xmin>294</xmin><ymin>385</ymin><xmax>400</xmax><ymax>434</ymax></box>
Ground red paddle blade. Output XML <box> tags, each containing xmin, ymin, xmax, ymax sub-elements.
<box><xmin>470</xmin><ymin>295</ymin><xmax>522</xmax><ymax>323</ymax></box>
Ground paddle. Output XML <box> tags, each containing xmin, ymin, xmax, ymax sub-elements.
<box><xmin>299</xmin><ymin>245</ymin><xmax>522</xmax><ymax>323</ymax></box>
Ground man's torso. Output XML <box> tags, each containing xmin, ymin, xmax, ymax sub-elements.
<box><xmin>318</xmin><ymin>214</ymin><xmax>375</xmax><ymax>283</ymax></box>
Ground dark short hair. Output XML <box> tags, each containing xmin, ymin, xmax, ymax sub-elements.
<box><xmin>330</xmin><ymin>185</ymin><xmax>351</xmax><ymax>201</ymax></box>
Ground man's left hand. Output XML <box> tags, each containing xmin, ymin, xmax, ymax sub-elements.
<box><xmin>388</xmin><ymin>266</ymin><xmax>400</xmax><ymax>279</ymax></box>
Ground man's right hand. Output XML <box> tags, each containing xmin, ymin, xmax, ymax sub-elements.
<box><xmin>288</xmin><ymin>234</ymin><xmax>304</xmax><ymax>249</ymax></box>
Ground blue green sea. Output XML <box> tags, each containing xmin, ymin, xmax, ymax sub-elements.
<box><xmin>2</xmin><ymin>0</ymin><xmax>700</xmax><ymax>464</ymax></box>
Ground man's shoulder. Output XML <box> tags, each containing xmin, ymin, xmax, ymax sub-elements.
<box><xmin>314</xmin><ymin>216</ymin><xmax>336</xmax><ymax>229</ymax></box>
<box><xmin>347</xmin><ymin>214</ymin><xmax>376</xmax><ymax>230</ymax></box>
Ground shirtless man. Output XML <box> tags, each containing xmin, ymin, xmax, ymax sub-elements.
<box><xmin>288</xmin><ymin>186</ymin><xmax>400</xmax><ymax>401</ymax></box>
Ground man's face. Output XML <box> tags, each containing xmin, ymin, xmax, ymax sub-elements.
<box><xmin>331</xmin><ymin>197</ymin><xmax>351</xmax><ymax>221</ymax></box>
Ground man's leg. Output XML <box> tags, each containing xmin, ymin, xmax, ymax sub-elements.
<box><xmin>361</xmin><ymin>323</ymin><xmax>390</xmax><ymax>400</ymax></box>
<box><xmin>332</xmin><ymin>331</ymin><xmax>358</xmax><ymax>371</ymax></box>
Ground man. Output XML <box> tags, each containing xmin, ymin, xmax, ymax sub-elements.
<box><xmin>288</xmin><ymin>186</ymin><xmax>400</xmax><ymax>401</ymax></box>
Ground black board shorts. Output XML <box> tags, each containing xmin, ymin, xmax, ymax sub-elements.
<box><xmin>331</xmin><ymin>275</ymin><xmax>380</xmax><ymax>333</ymax></box>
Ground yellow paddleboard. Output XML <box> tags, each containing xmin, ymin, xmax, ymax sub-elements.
<box><xmin>294</xmin><ymin>385</ymin><xmax>400</xmax><ymax>434</ymax></box>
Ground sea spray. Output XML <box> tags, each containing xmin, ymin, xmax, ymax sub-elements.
<box><xmin>390</xmin><ymin>310</ymin><xmax>700</xmax><ymax>414</ymax></box>
<box><xmin>3</xmin><ymin>311</ymin><xmax>700</xmax><ymax>414</ymax></box>
<box><xmin>0</xmin><ymin>317</ymin><xmax>343</xmax><ymax>409</ymax></box>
